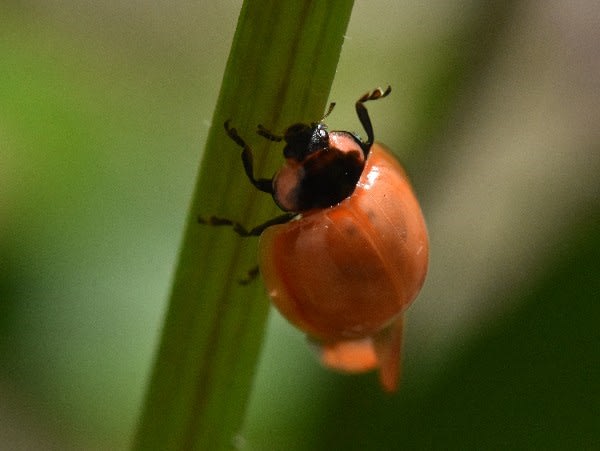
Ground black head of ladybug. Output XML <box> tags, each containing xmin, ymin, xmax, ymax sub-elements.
<box><xmin>270</xmin><ymin>121</ymin><xmax>367</xmax><ymax>212</ymax></box>
<box><xmin>279</xmin><ymin>122</ymin><xmax>329</xmax><ymax>160</ymax></box>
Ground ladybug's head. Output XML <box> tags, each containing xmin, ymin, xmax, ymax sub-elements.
<box><xmin>272</xmin><ymin>121</ymin><xmax>368</xmax><ymax>212</ymax></box>
<box><xmin>281</xmin><ymin>122</ymin><xmax>329</xmax><ymax>161</ymax></box>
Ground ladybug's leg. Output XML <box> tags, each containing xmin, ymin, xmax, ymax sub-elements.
<box><xmin>224</xmin><ymin>120</ymin><xmax>273</xmax><ymax>194</ymax></box>
<box><xmin>256</xmin><ymin>124</ymin><xmax>283</xmax><ymax>142</ymax></box>
<box><xmin>239</xmin><ymin>265</ymin><xmax>260</xmax><ymax>285</ymax></box>
<box><xmin>198</xmin><ymin>210</ymin><xmax>292</xmax><ymax>285</ymax></box>
<box><xmin>355</xmin><ymin>86</ymin><xmax>392</xmax><ymax>153</ymax></box>
<box><xmin>198</xmin><ymin>212</ymin><xmax>296</xmax><ymax>237</ymax></box>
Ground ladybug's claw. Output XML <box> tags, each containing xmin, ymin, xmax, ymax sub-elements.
<box><xmin>358</xmin><ymin>86</ymin><xmax>392</xmax><ymax>104</ymax></box>
<box><xmin>224</xmin><ymin>120</ymin><xmax>247</xmax><ymax>148</ymax></box>
<box><xmin>225</xmin><ymin>120</ymin><xmax>274</xmax><ymax>194</ymax></box>
<box><xmin>197</xmin><ymin>215</ymin><xmax>253</xmax><ymax>236</ymax></box>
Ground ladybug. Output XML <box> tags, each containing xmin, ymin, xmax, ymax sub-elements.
<box><xmin>199</xmin><ymin>87</ymin><xmax>428</xmax><ymax>392</ymax></box>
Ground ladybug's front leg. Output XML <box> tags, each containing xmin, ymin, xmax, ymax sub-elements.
<box><xmin>198</xmin><ymin>212</ymin><xmax>296</xmax><ymax>237</ymax></box>
<box><xmin>224</xmin><ymin>120</ymin><xmax>273</xmax><ymax>194</ymax></box>
<box><xmin>197</xmin><ymin>212</ymin><xmax>296</xmax><ymax>285</ymax></box>
<box><xmin>355</xmin><ymin>86</ymin><xmax>391</xmax><ymax>153</ymax></box>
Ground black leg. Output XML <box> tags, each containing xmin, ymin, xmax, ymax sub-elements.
<box><xmin>256</xmin><ymin>124</ymin><xmax>283</xmax><ymax>142</ymax></box>
<box><xmin>198</xmin><ymin>212</ymin><xmax>296</xmax><ymax>286</ymax></box>
<box><xmin>239</xmin><ymin>265</ymin><xmax>260</xmax><ymax>285</ymax></box>
<box><xmin>198</xmin><ymin>212</ymin><xmax>296</xmax><ymax>237</ymax></box>
<box><xmin>224</xmin><ymin>120</ymin><xmax>273</xmax><ymax>194</ymax></box>
<box><xmin>355</xmin><ymin>86</ymin><xmax>392</xmax><ymax>153</ymax></box>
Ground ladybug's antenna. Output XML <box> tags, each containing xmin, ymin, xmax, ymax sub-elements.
<box><xmin>260</xmin><ymin>102</ymin><xmax>336</xmax><ymax>139</ymax></box>
<box><xmin>356</xmin><ymin>86</ymin><xmax>391</xmax><ymax>148</ymax></box>
<box><xmin>321</xmin><ymin>102</ymin><xmax>336</xmax><ymax>122</ymax></box>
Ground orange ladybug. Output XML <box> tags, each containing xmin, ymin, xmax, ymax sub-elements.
<box><xmin>199</xmin><ymin>87</ymin><xmax>428</xmax><ymax>391</ymax></box>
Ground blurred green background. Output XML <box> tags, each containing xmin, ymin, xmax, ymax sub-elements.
<box><xmin>1</xmin><ymin>1</ymin><xmax>598</xmax><ymax>449</ymax></box>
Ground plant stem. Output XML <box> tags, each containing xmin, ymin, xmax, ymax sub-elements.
<box><xmin>132</xmin><ymin>1</ymin><xmax>354</xmax><ymax>449</ymax></box>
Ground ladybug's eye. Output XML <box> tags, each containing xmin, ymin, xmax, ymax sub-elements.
<box><xmin>308</xmin><ymin>124</ymin><xmax>329</xmax><ymax>154</ymax></box>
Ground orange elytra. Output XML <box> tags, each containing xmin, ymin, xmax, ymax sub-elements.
<box><xmin>199</xmin><ymin>87</ymin><xmax>428</xmax><ymax>392</ymax></box>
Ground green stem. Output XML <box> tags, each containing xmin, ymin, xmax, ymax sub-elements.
<box><xmin>132</xmin><ymin>1</ymin><xmax>354</xmax><ymax>449</ymax></box>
